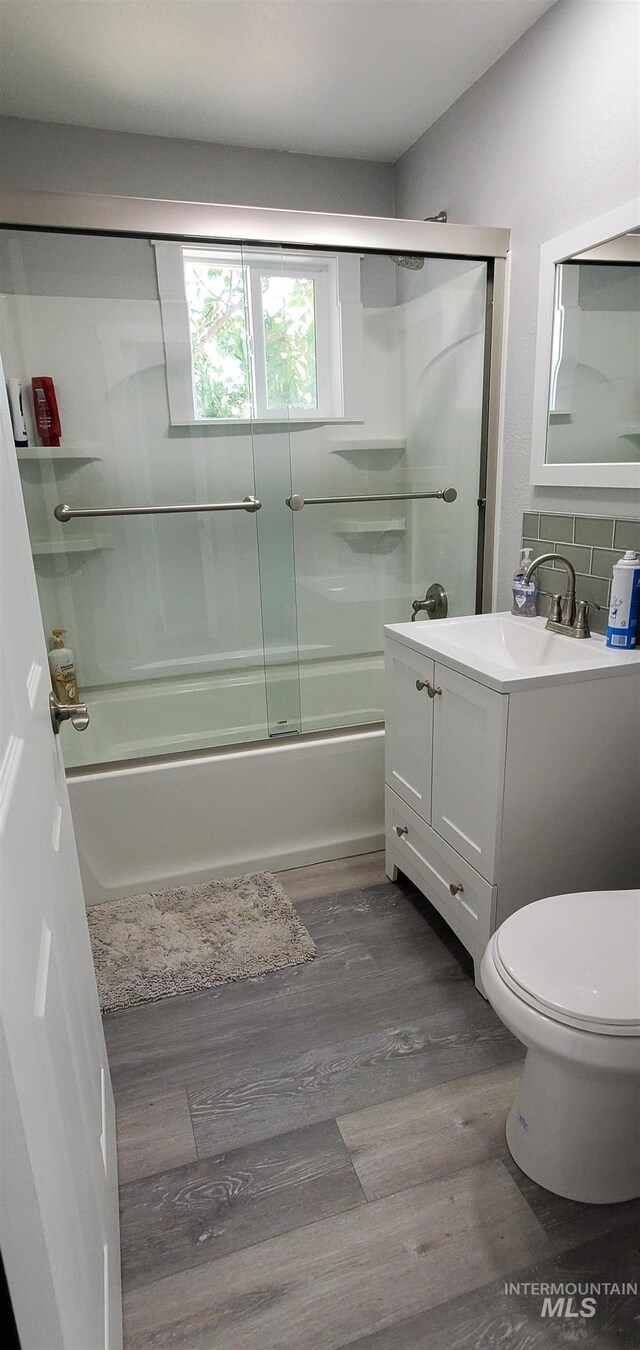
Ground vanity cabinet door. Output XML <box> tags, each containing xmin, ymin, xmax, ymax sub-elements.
<box><xmin>384</xmin><ymin>640</ymin><xmax>434</xmax><ymax>820</ymax></box>
<box><xmin>431</xmin><ymin>664</ymin><xmax>508</xmax><ymax>882</ymax></box>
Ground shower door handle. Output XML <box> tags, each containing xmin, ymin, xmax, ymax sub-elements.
<box><xmin>53</xmin><ymin>497</ymin><xmax>261</xmax><ymax>522</ymax></box>
<box><xmin>286</xmin><ymin>488</ymin><xmax>456</xmax><ymax>510</ymax></box>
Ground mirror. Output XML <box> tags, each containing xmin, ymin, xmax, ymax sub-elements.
<box><xmin>530</xmin><ymin>201</ymin><xmax>640</xmax><ymax>488</ymax></box>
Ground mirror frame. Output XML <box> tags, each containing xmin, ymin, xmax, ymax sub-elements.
<box><xmin>530</xmin><ymin>198</ymin><xmax>640</xmax><ymax>489</ymax></box>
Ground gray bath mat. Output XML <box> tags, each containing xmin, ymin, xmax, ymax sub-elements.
<box><xmin>88</xmin><ymin>871</ymin><xmax>316</xmax><ymax>1014</ymax></box>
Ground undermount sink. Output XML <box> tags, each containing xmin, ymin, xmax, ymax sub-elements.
<box><xmin>385</xmin><ymin>612</ymin><xmax>640</xmax><ymax>691</ymax></box>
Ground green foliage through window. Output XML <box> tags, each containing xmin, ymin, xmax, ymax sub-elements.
<box><xmin>262</xmin><ymin>275</ymin><xmax>317</xmax><ymax>411</ymax></box>
<box><xmin>185</xmin><ymin>263</ymin><xmax>251</xmax><ymax>420</ymax></box>
<box><xmin>184</xmin><ymin>255</ymin><xmax>320</xmax><ymax>419</ymax></box>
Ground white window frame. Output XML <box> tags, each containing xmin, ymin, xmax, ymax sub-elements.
<box><xmin>154</xmin><ymin>241</ymin><xmax>363</xmax><ymax>425</ymax></box>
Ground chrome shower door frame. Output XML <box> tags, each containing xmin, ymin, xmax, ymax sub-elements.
<box><xmin>0</xmin><ymin>187</ymin><xmax>510</xmax><ymax>613</ymax></box>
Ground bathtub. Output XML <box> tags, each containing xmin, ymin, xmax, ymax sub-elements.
<box><xmin>63</xmin><ymin>655</ymin><xmax>384</xmax><ymax>767</ymax></box>
<box><xmin>66</xmin><ymin>656</ymin><xmax>385</xmax><ymax>904</ymax></box>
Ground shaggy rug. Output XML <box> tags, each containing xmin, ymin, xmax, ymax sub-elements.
<box><xmin>88</xmin><ymin>871</ymin><xmax>316</xmax><ymax>1014</ymax></box>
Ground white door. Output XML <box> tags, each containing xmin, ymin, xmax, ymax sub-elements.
<box><xmin>431</xmin><ymin>663</ymin><xmax>508</xmax><ymax>882</ymax></box>
<box><xmin>384</xmin><ymin>639</ymin><xmax>434</xmax><ymax>820</ymax></box>
<box><xmin>0</xmin><ymin>370</ymin><xmax>122</xmax><ymax>1349</ymax></box>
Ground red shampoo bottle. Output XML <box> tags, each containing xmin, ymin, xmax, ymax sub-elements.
<box><xmin>32</xmin><ymin>376</ymin><xmax>62</xmax><ymax>447</ymax></box>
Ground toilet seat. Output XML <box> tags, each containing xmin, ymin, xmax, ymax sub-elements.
<box><xmin>493</xmin><ymin>889</ymin><xmax>640</xmax><ymax>1037</ymax></box>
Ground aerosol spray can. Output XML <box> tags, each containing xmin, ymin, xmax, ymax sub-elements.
<box><xmin>606</xmin><ymin>551</ymin><xmax>640</xmax><ymax>649</ymax></box>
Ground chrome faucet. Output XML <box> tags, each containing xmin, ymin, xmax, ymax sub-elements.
<box><xmin>524</xmin><ymin>553</ymin><xmax>590</xmax><ymax>638</ymax></box>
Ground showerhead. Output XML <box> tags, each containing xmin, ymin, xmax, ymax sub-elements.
<box><xmin>392</xmin><ymin>255</ymin><xmax>425</xmax><ymax>271</ymax></box>
<box><xmin>391</xmin><ymin>212</ymin><xmax>447</xmax><ymax>269</ymax></box>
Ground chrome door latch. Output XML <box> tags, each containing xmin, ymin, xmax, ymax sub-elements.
<box><xmin>49</xmin><ymin>692</ymin><xmax>90</xmax><ymax>734</ymax></box>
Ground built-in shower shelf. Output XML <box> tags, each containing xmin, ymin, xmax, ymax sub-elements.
<box><xmin>329</xmin><ymin>437</ymin><xmax>406</xmax><ymax>454</ymax></box>
<box><xmin>18</xmin><ymin>445</ymin><xmax>103</xmax><ymax>465</ymax></box>
<box><xmin>335</xmin><ymin>518</ymin><xmax>406</xmax><ymax>536</ymax></box>
<box><xmin>31</xmin><ymin>537</ymin><xmax>112</xmax><ymax>557</ymax></box>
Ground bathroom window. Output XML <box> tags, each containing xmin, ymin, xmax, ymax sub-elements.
<box><xmin>155</xmin><ymin>242</ymin><xmax>363</xmax><ymax>424</ymax></box>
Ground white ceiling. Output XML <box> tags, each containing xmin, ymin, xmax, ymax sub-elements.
<box><xmin>0</xmin><ymin>0</ymin><xmax>557</xmax><ymax>162</ymax></box>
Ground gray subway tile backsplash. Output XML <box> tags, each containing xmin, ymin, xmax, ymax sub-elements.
<box><xmin>520</xmin><ymin>511</ymin><xmax>639</xmax><ymax>633</ymax></box>
<box><xmin>574</xmin><ymin>516</ymin><xmax>614</xmax><ymax>549</ymax></box>
<box><xmin>522</xmin><ymin>512</ymin><xmax>539</xmax><ymax>538</ymax></box>
<box><xmin>539</xmin><ymin>512</ymin><xmax>573</xmax><ymax>543</ymax></box>
<box><xmin>613</xmin><ymin>519</ymin><xmax>640</xmax><ymax>552</ymax></box>
<box><xmin>592</xmin><ymin>546</ymin><xmax>627</xmax><ymax>578</ymax></box>
<box><xmin>549</xmin><ymin>541</ymin><xmax>592</xmax><ymax>573</ymax></box>
<box><xmin>522</xmin><ymin>537</ymin><xmax>555</xmax><ymax>562</ymax></box>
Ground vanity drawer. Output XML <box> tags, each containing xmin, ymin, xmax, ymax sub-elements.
<box><xmin>385</xmin><ymin>785</ymin><xmax>495</xmax><ymax>954</ymax></box>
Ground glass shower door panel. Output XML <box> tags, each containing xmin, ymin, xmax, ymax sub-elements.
<box><xmin>0</xmin><ymin>228</ymin><xmax>268</xmax><ymax>766</ymax></box>
<box><xmin>243</xmin><ymin>245</ymin><xmax>302</xmax><ymax>740</ymax></box>
<box><xmin>290</xmin><ymin>254</ymin><xmax>488</xmax><ymax>734</ymax></box>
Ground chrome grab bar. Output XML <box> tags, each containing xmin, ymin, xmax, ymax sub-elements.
<box><xmin>286</xmin><ymin>487</ymin><xmax>456</xmax><ymax>511</ymax></box>
<box><xmin>53</xmin><ymin>496</ymin><xmax>261</xmax><ymax>522</ymax></box>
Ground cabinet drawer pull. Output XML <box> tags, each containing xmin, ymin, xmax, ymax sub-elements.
<box><xmin>449</xmin><ymin>882</ymin><xmax>464</xmax><ymax>896</ymax></box>
<box><xmin>395</xmin><ymin>825</ymin><xmax>408</xmax><ymax>837</ymax></box>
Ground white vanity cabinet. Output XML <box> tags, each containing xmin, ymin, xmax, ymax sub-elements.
<box><xmin>384</xmin><ymin>620</ymin><xmax>640</xmax><ymax>992</ymax></box>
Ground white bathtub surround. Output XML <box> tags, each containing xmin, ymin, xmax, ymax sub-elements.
<box><xmin>481</xmin><ymin>891</ymin><xmax>640</xmax><ymax>1204</ymax></box>
<box><xmin>88</xmin><ymin>871</ymin><xmax>315</xmax><ymax>1014</ymax></box>
<box><xmin>70</xmin><ymin>728</ymin><xmax>384</xmax><ymax>905</ymax></box>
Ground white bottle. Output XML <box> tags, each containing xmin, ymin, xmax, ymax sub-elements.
<box><xmin>606</xmin><ymin>552</ymin><xmax>640</xmax><ymax>649</ymax></box>
<box><xmin>48</xmin><ymin>629</ymin><xmax>79</xmax><ymax>704</ymax></box>
<box><xmin>511</xmin><ymin>547</ymin><xmax>538</xmax><ymax>617</ymax></box>
<box><xmin>7</xmin><ymin>378</ymin><xmax>28</xmax><ymax>448</ymax></box>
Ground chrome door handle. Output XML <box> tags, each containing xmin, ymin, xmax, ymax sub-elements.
<box><xmin>49</xmin><ymin>692</ymin><xmax>90</xmax><ymax>734</ymax></box>
<box><xmin>394</xmin><ymin>825</ymin><xmax>408</xmax><ymax>837</ymax></box>
<box><xmin>449</xmin><ymin>882</ymin><xmax>464</xmax><ymax>896</ymax></box>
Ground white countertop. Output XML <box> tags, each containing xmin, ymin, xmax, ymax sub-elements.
<box><xmin>385</xmin><ymin>611</ymin><xmax>640</xmax><ymax>692</ymax></box>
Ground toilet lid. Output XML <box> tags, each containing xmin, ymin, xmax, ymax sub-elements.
<box><xmin>494</xmin><ymin>890</ymin><xmax>640</xmax><ymax>1031</ymax></box>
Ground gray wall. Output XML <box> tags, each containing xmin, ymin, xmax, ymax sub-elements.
<box><xmin>395</xmin><ymin>0</ymin><xmax>640</xmax><ymax>604</ymax></box>
<box><xmin>0</xmin><ymin>117</ymin><xmax>395</xmax><ymax>218</ymax></box>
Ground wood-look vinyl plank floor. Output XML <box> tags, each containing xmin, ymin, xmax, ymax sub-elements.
<box><xmin>344</xmin><ymin>1219</ymin><xmax>640</xmax><ymax>1349</ymax></box>
<box><xmin>122</xmin><ymin>1158</ymin><xmax>552</xmax><ymax>1350</ymax></box>
<box><xmin>115</xmin><ymin>1088</ymin><xmax>197</xmax><ymax>1185</ymax></box>
<box><xmin>337</xmin><ymin>1061</ymin><xmax>522</xmax><ymax>1201</ymax></box>
<box><xmin>186</xmin><ymin>995</ymin><xmax>522</xmax><ymax>1157</ymax></box>
<box><xmin>110</xmin><ymin>853</ymin><xmax>638</xmax><ymax>1349</ymax></box>
<box><xmin>120</xmin><ymin>1118</ymin><xmax>365</xmax><ymax>1289</ymax></box>
<box><xmin>105</xmin><ymin>890</ymin><xmax>476</xmax><ymax>1103</ymax></box>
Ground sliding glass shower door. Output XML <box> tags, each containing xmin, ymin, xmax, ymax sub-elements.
<box><xmin>0</xmin><ymin>229</ymin><xmax>279</xmax><ymax>765</ymax></box>
<box><xmin>0</xmin><ymin>226</ymin><xmax>491</xmax><ymax>768</ymax></box>
<box><xmin>287</xmin><ymin>254</ymin><xmax>489</xmax><ymax>733</ymax></box>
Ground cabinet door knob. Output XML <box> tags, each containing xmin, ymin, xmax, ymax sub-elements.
<box><xmin>449</xmin><ymin>882</ymin><xmax>464</xmax><ymax>896</ymax></box>
<box><xmin>415</xmin><ymin>679</ymin><xmax>428</xmax><ymax>691</ymax></box>
<box><xmin>427</xmin><ymin>684</ymin><xmax>442</xmax><ymax>699</ymax></box>
<box><xmin>395</xmin><ymin>825</ymin><xmax>408</xmax><ymax>837</ymax></box>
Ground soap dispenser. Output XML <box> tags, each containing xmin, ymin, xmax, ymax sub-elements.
<box><xmin>511</xmin><ymin>547</ymin><xmax>538</xmax><ymax>617</ymax></box>
<box><xmin>48</xmin><ymin>629</ymin><xmax>79</xmax><ymax>704</ymax></box>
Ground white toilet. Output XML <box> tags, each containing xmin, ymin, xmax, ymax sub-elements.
<box><xmin>481</xmin><ymin>889</ymin><xmax>640</xmax><ymax>1205</ymax></box>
